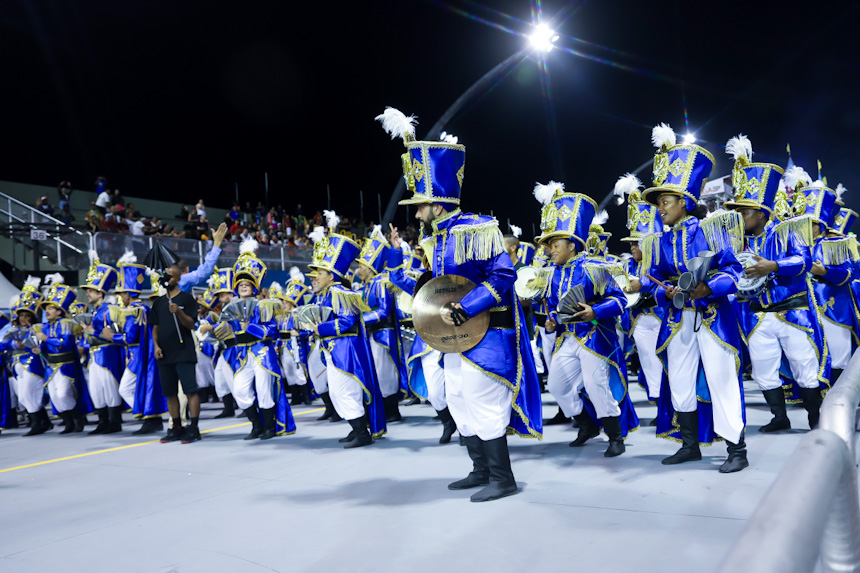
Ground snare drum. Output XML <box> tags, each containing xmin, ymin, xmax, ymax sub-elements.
<box><xmin>736</xmin><ymin>251</ymin><xmax>769</xmax><ymax>299</ymax></box>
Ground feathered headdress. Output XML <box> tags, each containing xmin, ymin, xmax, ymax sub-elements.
<box><xmin>613</xmin><ymin>173</ymin><xmax>642</xmax><ymax>204</ymax></box>
<box><xmin>240</xmin><ymin>237</ymin><xmax>259</xmax><ymax>255</ymax></box>
<box><xmin>44</xmin><ymin>273</ymin><xmax>65</xmax><ymax>286</ymax></box>
<box><xmin>309</xmin><ymin>226</ymin><xmax>326</xmax><ymax>245</ymax></box>
<box><xmin>725</xmin><ymin>134</ymin><xmax>753</xmax><ymax>166</ymax></box>
<box><xmin>533</xmin><ymin>181</ymin><xmax>565</xmax><ymax>206</ymax></box>
<box><xmin>289</xmin><ymin>266</ymin><xmax>305</xmax><ymax>282</ymax></box>
<box><xmin>24</xmin><ymin>275</ymin><xmax>41</xmax><ymax>290</ymax></box>
<box><xmin>375</xmin><ymin>107</ymin><xmax>418</xmax><ymax>142</ymax></box>
<box><xmin>323</xmin><ymin>210</ymin><xmax>340</xmax><ymax>233</ymax></box>
<box><xmin>439</xmin><ymin>131</ymin><xmax>459</xmax><ymax>144</ymax></box>
<box><xmin>88</xmin><ymin>249</ymin><xmax>100</xmax><ymax>264</ymax></box>
<box><xmin>117</xmin><ymin>250</ymin><xmax>137</xmax><ymax>265</ymax></box>
<box><xmin>783</xmin><ymin>165</ymin><xmax>812</xmax><ymax>190</ymax></box>
<box><xmin>651</xmin><ymin>123</ymin><xmax>676</xmax><ymax>151</ymax></box>
<box><xmin>509</xmin><ymin>224</ymin><xmax>522</xmax><ymax>238</ymax></box>
<box><xmin>593</xmin><ymin>210</ymin><xmax>609</xmax><ymax>226</ymax></box>
<box><xmin>836</xmin><ymin>183</ymin><xmax>847</xmax><ymax>203</ymax></box>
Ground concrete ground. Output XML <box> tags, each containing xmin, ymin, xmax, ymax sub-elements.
<box><xmin>0</xmin><ymin>380</ymin><xmax>820</xmax><ymax>573</ymax></box>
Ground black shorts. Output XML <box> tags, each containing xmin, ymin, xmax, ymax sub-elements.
<box><xmin>157</xmin><ymin>361</ymin><xmax>199</xmax><ymax>397</ymax></box>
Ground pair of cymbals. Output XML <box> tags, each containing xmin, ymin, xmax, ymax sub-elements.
<box><xmin>411</xmin><ymin>274</ymin><xmax>490</xmax><ymax>353</ymax></box>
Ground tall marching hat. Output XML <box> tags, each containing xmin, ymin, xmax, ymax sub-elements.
<box><xmin>40</xmin><ymin>273</ymin><xmax>77</xmax><ymax>315</ymax></box>
<box><xmin>81</xmin><ymin>249</ymin><xmax>118</xmax><ymax>293</ymax></box>
<box><xmin>509</xmin><ymin>224</ymin><xmax>536</xmax><ymax>266</ymax></box>
<box><xmin>198</xmin><ymin>289</ymin><xmax>219</xmax><ymax>310</ymax></box>
<box><xmin>357</xmin><ymin>225</ymin><xmax>391</xmax><ymax>276</ymax></box>
<box><xmin>642</xmin><ymin>123</ymin><xmax>715</xmax><ymax>210</ymax></box>
<box><xmin>12</xmin><ymin>276</ymin><xmax>43</xmax><ymax>315</ymax></box>
<box><xmin>404</xmin><ymin>252</ymin><xmax>426</xmax><ymax>273</ymax></box>
<box><xmin>787</xmin><ymin>167</ymin><xmax>837</xmax><ymax>229</ymax></box>
<box><xmin>232</xmin><ymin>238</ymin><xmax>267</xmax><ymax>293</ymax></box>
<box><xmin>308</xmin><ymin>211</ymin><xmax>361</xmax><ymax>279</ymax></box>
<box><xmin>376</xmin><ymin>107</ymin><xmax>465</xmax><ymax>206</ymax></box>
<box><xmin>585</xmin><ymin>210</ymin><xmax>611</xmax><ymax>256</ymax></box>
<box><xmin>614</xmin><ymin>173</ymin><xmax>660</xmax><ymax>242</ymax></box>
<box><xmin>210</xmin><ymin>267</ymin><xmax>235</xmax><ymax>296</ymax></box>
<box><xmin>69</xmin><ymin>302</ymin><xmax>89</xmax><ymax>317</ymax></box>
<box><xmin>533</xmin><ymin>181</ymin><xmax>597</xmax><ymax>249</ymax></box>
<box><xmin>830</xmin><ymin>185</ymin><xmax>857</xmax><ymax>237</ymax></box>
<box><xmin>281</xmin><ymin>267</ymin><xmax>310</xmax><ymax>306</ymax></box>
<box><xmin>722</xmin><ymin>135</ymin><xmax>785</xmax><ymax>218</ymax></box>
<box><xmin>114</xmin><ymin>250</ymin><xmax>147</xmax><ymax>296</ymax></box>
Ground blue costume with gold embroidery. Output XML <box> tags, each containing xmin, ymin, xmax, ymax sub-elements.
<box><xmin>113</xmin><ymin>301</ymin><xmax>167</xmax><ymax>419</ymax></box>
<box><xmin>40</xmin><ymin>319</ymin><xmax>93</xmax><ymax>416</ymax></box>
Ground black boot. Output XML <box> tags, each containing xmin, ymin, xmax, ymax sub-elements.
<box><xmin>73</xmin><ymin>410</ymin><xmax>87</xmax><ymax>433</ymax></box>
<box><xmin>719</xmin><ymin>431</ymin><xmax>749</xmax><ymax>473</ymax></box>
<box><xmin>800</xmin><ymin>387</ymin><xmax>822</xmax><ymax>429</ymax></box>
<box><xmin>406</xmin><ymin>396</ymin><xmax>421</xmax><ymax>406</ymax></box>
<box><xmin>569</xmin><ymin>413</ymin><xmax>600</xmax><ymax>447</ymax></box>
<box><xmin>662</xmin><ymin>411</ymin><xmax>702</xmax><ymax>465</ymax></box>
<box><xmin>544</xmin><ymin>407</ymin><xmax>569</xmax><ymax>426</ymax></box>
<box><xmin>89</xmin><ymin>408</ymin><xmax>110</xmax><ymax>435</ymax></box>
<box><xmin>448</xmin><ymin>436</ymin><xmax>490</xmax><ymax>490</ymax></box>
<box><xmin>133</xmin><ymin>418</ymin><xmax>164</xmax><ymax>435</ymax></box>
<box><xmin>759</xmin><ymin>388</ymin><xmax>791</xmax><ymax>432</ymax></box>
<box><xmin>342</xmin><ymin>416</ymin><xmax>372</xmax><ymax>448</ymax></box>
<box><xmin>259</xmin><ymin>408</ymin><xmax>277</xmax><ymax>440</ymax></box>
<box><xmin>299</xmin><ymin>384</ymin><xmax>312</xmax><ymax>405</ymax></box>
<box><xmin>24</xmin><ymin>409</ymin><xmax>51</xmax><ymax>436</ymax></box>
<box><xmin>648</xmin><ymin>417</ymin><xmax>658</xmax><ymax>427</ymax></box>
<box><xmin>59</xmin><ymin>411</ymin><xmax>75</xmax><ymax>434</ymax></box>
<box><xmin>103</xmin><ymin>406</ymin><xmax>123</xmax><ymax>434</ymax></box>
<box><xmin>384</xmin><ymin>394</ymin><xmax>403</xmax><ymax>423</ymax></box>
<box><xmin>317</xmin><ymin>392</ymin><xmax>335</xmax><ymax>421</ymax></box>
<box><xmin>470</xmin><ymin>436</ymin><xmax>518</xmax><ymax>502</ymax></box>
<box><xmin>243</xmin><ymin>407</ymin><xmax>263</xmax><ymax>440</ymax></box>
<box><xmin>214</xmin><ymin>394</ymin><xmax>236</xmax><ymax>419</ymax></box>
<box><xmin>338</xmin><ymin>426</ymin><xmax>358</xmax><ymax>443</ymax></box>
<box><xmin>601</xmin><ymin>416</ymin><xmax>626</xmax><ymax>457</ymax></box>
<box><xmin>437</xmin><ymin>408</ymin><xmax>458</xmax><ymax>444</ymax></box>
<box><xmin>289</xmin><ymin>385</ymin><xmax>302</xmax><ymax>407</ymax></box>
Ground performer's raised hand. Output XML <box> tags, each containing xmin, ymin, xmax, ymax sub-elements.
<box><xmin>388</xmin><ymin>223</ymin><xmax>402</xmax><ymax>250</ymax></box>
<box><xmin>213</xmin><ymin>222</ymin><xmax>228</xmax><ymax>248</ymax></box>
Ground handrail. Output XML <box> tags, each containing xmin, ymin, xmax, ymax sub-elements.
<box><xmin>717</xmin><ymin>351</ymin><xmax>860</xmax><ymax>573</ymax></box>
<box><xmin>0</xmin><ymin>203</ymin><xmax>84</xmax><ymax>254</ymax></box>
<box><xmin>0</xmin><ymin>190</ymin><xmax>87</xmax><ymax>236</ymax></box>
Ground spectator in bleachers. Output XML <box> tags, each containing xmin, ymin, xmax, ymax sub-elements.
<box><xmin>86</xmin><ymin>202</ymin><xmax>103</xmax><ymax>231</ymax></box>
<box><xmin>36</xmin><ymin>195</ymin><xmax>54</xmax><ymax>216</ymax></box>
<box><xmin>229</xmin><ymin>203</ymin><xmax>241</xmax><ymax>222</ymax></box>
<box><xmin>177</xmin><ymin>205</ymin><xmax>190</xmax><ymax>220</ymax></box>
<box><xmin>111</xmin><ymin>189</ymin><xmax>125</xmax><ymax>207</ymax></box>
<box><xmin>125</xmin><ymin>202</ymin><xmax>140</xmax><ymax>220</ymax></box>
<box><xmin>60</xmin><ymin>203</ymin><xmax>74</xmax><ymax>226</ymax></box>
<box><xmin>57</xmin><ymin>181</ymin><xmax>73</xmax><ymax>210</ymax></box>
<box><xmin>95</xmin><ymin>180</ymin><xmax>111</xmax><ymax>215</ymax></box>
<box><xmin>195</xmin><ymin>200</ymin><xmax>206</xmax><ymax>219</ymax></box>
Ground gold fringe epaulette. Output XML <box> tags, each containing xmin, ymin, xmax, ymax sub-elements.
<box><xmin>583</xmin><ymin>262</ymin><xmax>624</xmax><ymax>296</ymax></box>
<box><xmin>107</xmin><ymin>305</ymin><xmax>125</xmax><ymax>325</ymax></box>
<box><xmin>450</xmin><ymin>220</ymin><xmax>506</xmax><ymax>265</ymax></box>
<box><xmin>530</xmin><ymin>268</ymin><xmax>551</xmax><ymax>299</ymax></box>
<box><xmin>821</xmin><ymin>235</ymin><xmax>859</xmax><ymax>266</ymax></box>
<box><xmin>331</xmin><ymin>286</ymin><xmax>370</xmax><ymax>314</ymax></box>
<box><xmin>640</xmin><ymin>233</ymin><xmax>662</xmax><ymax>274</ymax></box>
<box><xmin>773</xmin><ymin>215</ymin><xmax>813</xmax><ymax>249</ymax></box>
<box><xmin>59</xmin><ymin>318</ymin><xmax>83</xmax><ymax>337</ymax></box>
<box><xmin>700</xmin><ymin>210</ymin><xmax>744</xmax><ymax>254</ymax></box>
<box><xmin>258</xmin><ymin>299</ymin><xmax>284</xmax><ymax>322</ymax></box>
<box><xmin>381</xmin><ymin>274</ymin><xmax>403</xmax><ymax>295</ymax></box>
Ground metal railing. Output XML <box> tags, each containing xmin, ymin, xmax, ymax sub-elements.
<box><xmin>717</xmin><ymin>353</ymin><xmax>860</xmax><ymax>573</ymax></box>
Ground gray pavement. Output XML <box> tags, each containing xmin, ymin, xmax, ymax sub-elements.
<box><xmin>0</xmin><ymin>380</ymin><xmax>814</xmax><ymax>573</ymax></box>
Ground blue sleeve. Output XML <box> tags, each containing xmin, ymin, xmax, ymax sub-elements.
<box><xmin>178</xmin><ymin>246</ymin><xmax>222</xmax><ymax>292</ymax></box>
<box><xmin>459</xmin><ymin>251</ymin><xmax>516</xmax><ymax>318</ymax></box>
<box><xmin>386</xmin><ymin>248</ymin><xmax>417</xmax><ymax>294</ymax></box>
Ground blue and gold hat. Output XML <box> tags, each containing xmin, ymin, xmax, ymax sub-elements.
<box><xmin>642</xmin><ymin>123</ymin><xmax>715</xmax><ymax>210</ymax></box>
<box><xmin>585</xmin><ymin>211</ymin><xmax>611</xmax><ymax>256</ymax></box>
<box><xmin>533</xmin><ymin>181</ymin><xmax>597</xmax><ymax>249</ymax></box>
<box><xmin>722</xmin><ymin>135</ymin><xmax>784</xmax><ymax>218</ymax></box>
<box><xmin>517</xmin><ymin>242</ymin><xmax>536</xmax><ymax>266</ymax></box>
<box><xmin>532</xmin><ymin>246</ymin><xmax>549</xmax><ymax>268</ymax></box>
<box><xmin>793</xmin><ymin>180</ymin><xmax>837</xmax><ymax>228</ymax></box>
<box><xmin>69</xmin><ymin>302</ymin><xmax>88</xmax><ymax>317</ymax></box>
<box><xmin>357</xmin><ymin>226</ymin><xmax>390</xmax><ymax>275</ymax></box>
<box><xmin>81</xmin><ymin>250</ymin><xmax>118</xmax><ymax>293</ymax></box>
<box><xmin>282</xmin><ymin>279</ymin><xmax>310</xmax><ymax>306</ymax></box>
<box><xmin>830</xmin><ymin>207</ymin><xmax>857</xmax><ymax>237</ymax></box>
<box><xmin>377</xmin><ymin>107</ymin><xmax>465</xmax><ymax>206</ymax></box>
<box><xmin>210</xmin><ymin>267</ymin><xmax>235</xmax><ymax>296</ymax></box>
<box><xmin>308</xmin><ymin>226</ymin><xmax>361</xmax><ymax>279</ymax></box>
<box><xmin>198</xmin><ymin>289</ymin><xmax>219</xmax><ymax>310</ymax></box>
<box><xmin>404</xmin><ymin>252</ymin><xmax>426</xmax><ymax>273</ymax></box>
<box><xmin>614</xmin><ymin>173</ymin><xmax>660</xmax><ymax>243</ymax></box>
<box><xmin>114</xmin><ymin>251</ymin><xmax>147</xmax><ymax>296</ymax></box>
<box><xmin>13</xmin><ymin>276</ymin><xmax>43</xmax><ymax>316</ymax></box>
<box><xmin>233</xmin><ymin>238</ymin><xmax>267</xmax><ymax>293</ymax></box>
<box><xmin>40</xmin><ymin>275</ymin><xmax>77</xmax><ymax>315</ymax></box>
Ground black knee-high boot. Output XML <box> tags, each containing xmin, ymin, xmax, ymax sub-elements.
<box><xmin>800</xmin><ymin>387</ymin><xmax>822</xmax><ymax>429</ymax></box>
<box><xmin>601</xmin><ymin>416</ymin><xmax>625</xmax><ymax>457</ymax></box>
<box><xmin>720</xmin><ymin>431</ymin><xmax>749</xmax><ymax>473</ymax></box>
<box><xmin>243</xmin><ymin>407</ymin><xmax>263</xmax><ymax>440</ymax></box>
<box><xmin>342</xmin><ymin>415</ymin><xmax>372</xmax><ymax>448</ymax></box>
<box><xmin>437</xmin><ymin>407</ymin><xmax>457</xmax><ymax>444</ymax></box>
<box><xmin>89</xmin><ymin>408</ymin><xmax>109</xmax><ymax>435</ymax></box>
<box><xmin>759</xmin><ymin>388</ymin><xmax>790</xmax><ymax>432</ymax></box>
<box><xmin>569</xmin><ymin>412</ymin><xmax>600</xmax><ymax>447</ymax></box>
<box><xmin>448</xmin><ymin>436</ymin><xmax>490</xmax><ymax>490</ymax></box>
<box><xmin>470</xmin><ymin>436</ymin><xmax>518</xmax><ymax>502</ymax></box>
<box><xmin>661</xmin><ymin>410</ymin><xmax>702</xmax><ymax>465</ymax></box>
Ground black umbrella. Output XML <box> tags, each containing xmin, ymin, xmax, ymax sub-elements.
<box><xmin>143</xmin><ymin>241</ymin><xmax>180</xmax><ymax>270</ymax></box>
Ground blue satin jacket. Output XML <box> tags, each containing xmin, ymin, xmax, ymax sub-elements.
<box><xmin>361</xmin><ymin>272</ymin><xmax>408</xmax><ymax>394</ymax></box>
<box><xmin>88</xmin><ymin>302</ymin><xmax>123</xmax><ymax>382</ymax></box>
<box><xmin>812</xmin><ymin>236</ymin><xmax>859</xmax><ymax>346</ymax></box>
<box><xmin>39</xmin><ymin>319</ymin><xmax>93</xmax><ymax>415</ymax></box>
<box><xmin>112</xmin><ymin>302</ymin><xmax>166</xmax><ymax>418</ymax></box>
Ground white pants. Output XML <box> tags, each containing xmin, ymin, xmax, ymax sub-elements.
<box><xmin>539</xmin><ymin>327</ymin><xmax>556</xmax><ymax>371</ymax></box>
<box><xmin>633</xmin><ymin>314</ymin><xmax>662</xmax><ymax>399</ymax></box>
<box><xmin>422</xmin><ymin>350</ymin><xmax>446</xmax><ymax>410</ymax></box>
<box><xmin>823</xmin><ymin>318</ymin><xmax>852</xmax><ymax>370</ymax></box>
<box><xmin>280</xmin><ymin>346</ymin><xmax>302</xmax><ymax>386</ymax></box>
<box><xmin>291</xmin><ymin>345</ymin><xmax>308</xmax><ymax>385</ymax></box>
<box><xmin>214</xmin><ymin>355</ymin><xmax>233</xmax><ymax>398</ymax></box>
<box><xmin>232</xmin><ymin>357</ymin><xmax>276</xmax><ymax>410</ymax></box>
<box><xmin>47</xmin><ymin>373</ymin><xmax>77</xmax><ymax>413</ymax></box>
<box><xmin>307</xmin><ymin>344</ymin><xmax>328</xmax><ymax>394</ymax></box>
<box><xmin>14</xmin><ymin>365</ymin><xmax>43</xmax><ymax>413</ymax></box>
<box><xmin>666</xmin><ymin>310</ymin><xmax>744</xmax><ymax>443</ymax></box>
<box><xmin>195</xmin><ymin>353</ymin><xmax>215</xmax><ymax>388</ymax></box>
<box><xmin>531</xmin><ymin>339</ymin><xmax>545</xmax><ymax>375</ymax></box>
<box><xmin>443</xmin><ymin>353</ymin><xmax>512</xmax><ymax>440</ymax></box>
<box><xmin>87</xmin><ymin>363</ymin><xmax>123</xmax><ymax>409</ymax></box>
<box><xmin>547</xmin><ymin>335</ymin><xmax>620</xmax><ymax>419</ymax></box>
<box><xmin>749</xmin><ymin>313</ymin><xmax>819</xmax><ymax>391</ymax></box>
<box><xmin>370</xmin><ymin>339</ymin><xmax>400</xmax><ymax>398</ymax></box>
<box><xmin>324</xmin><ymin>351</ymin><xmax>364</xmax><ymax>420</ymax></box>
<box><xmin>118</xmin><ymin>369</ymin><xmax>137</xmax><ymax>409</ymax></box>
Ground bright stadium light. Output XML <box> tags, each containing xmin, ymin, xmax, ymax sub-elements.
<box><xmin>683</xmin><ymin>133</ymin><xmax>697</xmax><ymax>144</ymax></box>
<box><xmin>529</xmin><ymin>23</ymin><xmax>559</xmax><ymax>53</ymax></box>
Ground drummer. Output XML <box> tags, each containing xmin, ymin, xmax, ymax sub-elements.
<box><xmin>378</xmin><ymin>107</ymin><xmax>542</xmax><ymax>502</ymax></box>
<box><xmin>723</xmin><ymin>138</ymin><xmax>825</xmax><ymax>433</ymax></box>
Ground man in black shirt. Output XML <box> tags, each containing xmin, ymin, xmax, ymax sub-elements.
<box><xmin>152</xmin><ymin>266</ymin><xmax>201</xmax><ymax>443</ymax></box>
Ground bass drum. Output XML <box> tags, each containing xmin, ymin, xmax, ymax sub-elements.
<box><xmin>736</xmin><ymin>251</ymin><xmax>769</xmax><ymax>300</ymax></box>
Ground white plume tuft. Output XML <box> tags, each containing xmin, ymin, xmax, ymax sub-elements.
<box><xmin>439</xmin><ymin>131</ymin><xmax>459</xmax><ymax>144</ymax></box>
<box><xmin>783</xmin><ymin>166</ymin><xmax>812</xmax><ymax>190</ymax></box>
<box><xmin>836</xmin><ymin>183</ymin><xmax>847</xmax><ymax>202</ymax></box>
<box><xmin>289</xmin><ymin>266</ymin><xmax>304</xmax><ymax>281</ymax></box>
<box><xmin>725</xmin><ymin>134</ymin><xmax>753</xmax><ymax>162</ymax></box>
<box><xmin>239</xmin><ymin>237</ymin><xmax>259</xmax><ymax>255</ymax></box>
<box><xmin>533</xmin><ymin>181</ymin><xmax>564</xmax><ymax>206</ymax></box>
<box><xmin>323</xmin><ymin>210</ymin><xmax>340</xmax><ymax>230</ymax></box>
<box><xmin>268</xmin><ymin>281</ymin><xmax>282</xmax><ymax>293</ymax></box>
<box><xmin>117</xmin><ymin>250</ymin><xmax>137</xmax><ymax>265</ymax></box>
<box><xmin>206</xmin><ymin>275</ymin><xmax>215</xmax><ymax>288</ymax></box>
<box><xmin>308</xmin><ymin>226</ymin><xmax>326</xmax><ymax>245</ymax></box>
<box><xmin>375</xmin><ymin>107</ymin><xmax>417</xmax><ymax>141</ymax></box>
<box><xmin>44</xmin><ymin>273</ymin><xmax>65</xmax><ymax>286</ymax></box>
<box><xmin>593</xmin><ymin>210</ymin><xmax>609</xmax><ymax>225</ymax></box>
<box><xmin>88</xmin><ymin>249</ymin><xmax>99</xmax><ymax>264</ymax></box>
<box><xmin>613</xmin><ymin>173</ymin><xmax>642</xmax><ymax>200</ymax></box>
<box><xmin>24</xmin><ymin>275</ymin><xmax>41</xmax><ymax>290</ymax></box>
<box><xmin>809</xmin><ymin>180</ymin><xmax>826</xmax><ymax>189</ymax></box>
<box><xmin>651</xmin><ymin>123</ymin><xmax>676</xmax><ymax>150</ymax></box>
<box><xmin>509</xmin><ymin>224</ymin><xmax>522</xmax><ymax>238</ymax></box>
<box><xmin>9</xmin><ymin>294</ymin><xmax>20</xmax><ymax>308</ymax></box>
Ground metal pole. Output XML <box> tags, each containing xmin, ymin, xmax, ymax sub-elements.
<box><xmin>327</xmin><ymin>184</ymin><xmax>331</xmax><ymax>211</ymax></box>
<box><xmin>378</xmin><ymin>193</ymin><xmax>382</xmax><ymax>224</ymax></box>
<box><xmin>532</xmin><ymin>222</ymin><xmax>536</xmax><ymax>239</ymax></box>
<box><xmin>235</xmin><ymin>182</ymin><xmax>239</xmax><ymax>206</ymax></box>
<box><xmin>265</xmin><ymin>172</ymin><xmax>269</xmax><ymax>209</ymax></box>
<box><xmin>360</xmin><ymin>190</ymin><xmax>364</xmax><ymax>222</ymax></box>
<box><xmin>280</xmin><ymin>246</ymin><xmax>285</xmax><ymax>271</ymax></box>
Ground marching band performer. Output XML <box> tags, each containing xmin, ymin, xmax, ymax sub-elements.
<box><xmin>639</xmin><ymin>123</ymin><xmax>747</xmax><ymax>473</ymax></box>
<box><xmin>356</xmin><ymin>226</ymin><xmax>409</xmax><ymax>423</ymax></box>
<box><xmin>36</xmin><ymin>276</ymin><xmax>91</xmax><ymax>433</ymax></box>
<box><xmin>378</xmin><ymin>106</ymin><xmax>542</xmax><ymax>502</ymax></box>
<box><xmin>280</xmin><ymin>271</ymin><xmax>313</xmax><ymax>406</ymax></box>
<box><xmin>306</xmin><ymin>226</ymin><xmax>386</xmax><ymax>447</ymax></box>
<box><xmin>723</xmin><ymin>143</ymin><xmax>827</xmax><ymax>433</ymax></box>
<box><xmin>0</xmin><ymin>311</ymin><xmax>12</xmax><ymax>434</ymax></box>
<box><xmin>195</xmin><ymin>288</ymin><xmax>221</xmax><ymax>401</ymax></box>
<box><xmin>208</xmin><ymin>268</ymin><xmax>237</xmax><ymax>418</ymax></box>
<box><xmin>81</xmin><ymin>252</ymin><xmax>125</xmax><ymax>435</ymax></box>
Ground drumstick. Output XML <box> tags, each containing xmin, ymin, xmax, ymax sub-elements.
<box><xmin>645</xmin><ymin>274</ymin><xmax>674</xmax><ymax>291</ymax></box>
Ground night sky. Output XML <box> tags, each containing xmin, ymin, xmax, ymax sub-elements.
<box><xmin>3</xmin><ymin>0</ymin><xmax>858</xmax><ymax>251</ymax></box>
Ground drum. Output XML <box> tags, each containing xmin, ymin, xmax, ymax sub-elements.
<box><xmin>613</xmin><ymin>274</ymin><xmax>640</xmax><ymax>309</ymax></box>
<box><xmin>736</xmin><ymin>251</ymin><xmax>769</xmax><ymax>300</ymax></box>
<box><xmin>514</xmin><ymin>266</ymin><xmax>541</xmax><ymax>300</ymax></box>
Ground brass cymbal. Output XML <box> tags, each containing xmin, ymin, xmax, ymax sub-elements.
<box><xmin>412</xmin><ymin>274</ymin><xmax>490</xmax><ymax>353</ymax></box>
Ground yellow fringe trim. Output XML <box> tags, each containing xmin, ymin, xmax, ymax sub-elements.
<box><xmin>330</xmin><ymin>286</ymin><xmax>370</xmax><ymax>314</ymax></box>
<box><xmin>640</xmin><ymin>233</ymin><xmax>661</xmax><ymax>273</ymax></box>
<box><xmin>582</xmin><ymin>262</ymin><xmax>624</xmax><ymax>296</ymax></box>
<box><xmin>773</xmin><ymin>215</ymin><xmax>813</xmax><ymax>249</ymax></box>
<box><xmin>821</xmin><ymin>236</ymin><xmax>859</xmax><ymax>266</ymax></box>
<box><xmin>451</xmin><ymin>220</ymin><xmax>505</xmax><ymax>265</ymax></box>
<box><xmin>700</xmin><ymin>210</ymin><xmax>744</xmax><ymax>254</ymax></box>
<box><xmin>257</xmin><ymin>299</ymin><xmax>283</xmax><ymax>323</ymax></box>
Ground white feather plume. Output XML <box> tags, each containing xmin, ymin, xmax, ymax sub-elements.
<box><xmin>323</xmin><ymin>210</ymin><xmax>340</xmax><ymax>230</ymax></box>
<box><xmin>44</xmin><ymin>273</ymin><xmax>65</xmax><ymax>286</ymax></box>
<box><xmin>88</xmin><ymin>249</ymin><xmax>99</xmax><ymax>264</ymax></box>
<box><xmin>9</xmin><ymin>294</ymin><xmax>20</xmax><ymax>308</ymax></box>
<box><xmin>370</xmin><ymin>224</ymin><xmax>386</xmax><ymax>242</ymax></box>
<box><xmin>289</xmin><ymin>266</ymin><xmax>304</xmax><ymax>282</ymax></box>
<box><xmin>509</xmin><ymin>224</ymin><xmax>522</xmax><ymax>238</ymax></box>
<box><xmin>836</xmin><ymin>183</ymin><xmax>847</xmax><ymax>202</ymax></box>
<box><xmin>24</xmin><ymin>275</ymin><xmax>41</xmax><ymax>290</ymax></box>
<box><xmin>375</xmin><ymin>107</ymin><xmax>417</xmax><ymax>141</ymax></box>
<box><xmin>268</xmin><ymin>281</ymin><xmax>282</xmax><ymax>294</ymax></box>
<box><xmin>725</xmin><ymin>134</ymin><xmax>753</xmax><ymax>162</ymax></box>
<box><xmin>239</xmin><ymin>237</ymin><xmax>259</xmax><ymax>255</ymax></box>
<box><xmin>809</xmin><ymin>180</ymin><xmax>826</xmax><ymax>189</ymax></box>
<box><xmin>533</xmin><ymin>181</ymin><xmax>564</xmax><ymax>206</ymax></box>
<box><xmin>613</xmin><ymin>173</ymin><xmax>642</xmax><ymax>200</ymax></box>
<box><xmin>206</xmin><ymin>275</ymin><xmax>215</xmax><ymax>288</ymax></box>
<box><xmin>308</xmin><ymin>226</ymin><xmax>326</xmax><ymax>245</ymax></box>
<box><xmin>651</xmin><ymin>123</ymin><xmax>676</xmax><ymax>150</ymax></box>
<box><xmin>117</xmin><ymin>250</ymin><xmax>137</xmax><ymax>265</ymax></box>
<box><xmin>593</xmin><ymin>210</ymin><xmax>609</xmax><ymax>226</ymax></box>
<box><xmin>783</xmin><ymin>166</ymin><xmax>812</xmax><ymax>190</ymax></box>
<box><xmin>440</xmin><ymin>131</ymin><xmax>459</xmax><ymax>144</ymax></box>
